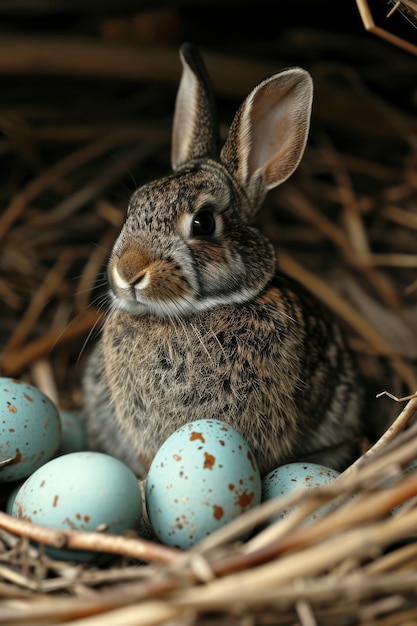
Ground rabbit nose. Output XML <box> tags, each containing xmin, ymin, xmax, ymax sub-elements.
<box><xmin>113</xmin><ymin>248</ymin><xmax>151</xmax><ymax>290</ymax></box>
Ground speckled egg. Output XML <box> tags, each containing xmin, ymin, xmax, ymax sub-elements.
<box><xmin>0</xmin><ymin>377</ymin><xmax>61</xmax><ymax>483</ymax></box>
<box><xmin>56</xmin><ymin>411</ymin><xmax>88</xmax><ymax>455</ymax></box>
<box><xmin>145</xmin><ymin>419</ymin><xmax>261</xmax><ymax>549</ymax></box>
<box><xmin>12</xmin><ymin>451</ymin><xmax>142</xmax><ymax>561</ymax></box>
<box><xmin>262</xmin><ymin>462</ymin><xmax>340</xmax><ymax>524</ymax></box>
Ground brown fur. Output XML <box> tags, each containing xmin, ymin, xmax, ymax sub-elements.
<box><xmin>82</xmin><ymin>44</ymin><xmax>364</xmax><ymax>477</ymax></box>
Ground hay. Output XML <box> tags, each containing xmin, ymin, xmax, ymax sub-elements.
<box><xmin>1</xmin><ymin>6</ymin><xmax>417</xmax><ymax>624</ymax></box>
<box><xmin>1</xmin><ymin>397</ymin><xmax>417</xmax><ymax>625</ymax></box>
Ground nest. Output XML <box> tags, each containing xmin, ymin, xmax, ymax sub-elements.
<box><xmin>1</xmin><ymin>3</ymin><xmax>417</xmax><ymax>624</ymax></box>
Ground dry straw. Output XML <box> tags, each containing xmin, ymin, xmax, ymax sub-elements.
<box><xmin>356</xmin><ymin>0</ymin><xmax>417</xmax><ymax>56</ymax></box>
<box><xmin>1</xmin><ymin>395</ymin><xmax>417</xmax><ymax>625</ymax></box>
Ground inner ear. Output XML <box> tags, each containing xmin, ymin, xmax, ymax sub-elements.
<box><xmin>247</xmin><ymin>75</ymin><xmax>312</xmax><ymax>188</ymax></box>
<box><xmin>221</xmin><ymin>68</ymin><xmax>313</xmax><ymax>214</ymax></box>
<box><xmin>171</xmin><ymin>44</ymin><xmax>220</xmax><ymax>171</ymax></box>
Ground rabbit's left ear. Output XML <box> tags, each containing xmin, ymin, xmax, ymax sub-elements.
<box><xmin>221</xmin><ymin>68</ymin><xmax>313</xmax><ymax>216</ymax></box>
<box><xmin>171</xmin><ymin>44</ymin><xmax>220</xmax><ymax>171</ymax></box>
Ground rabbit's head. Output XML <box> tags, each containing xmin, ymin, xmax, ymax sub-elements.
<box><xmin>108</xmin><ymin>44</ymin><xmax>313</xmax><ymax>319</ymax></box>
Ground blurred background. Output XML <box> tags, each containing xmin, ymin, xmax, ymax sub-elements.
<box><xmin>0</xmin><ymin>0</ymin><xmax>416</xmax><ymax>433</ymax></box>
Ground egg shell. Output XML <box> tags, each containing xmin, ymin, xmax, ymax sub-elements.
<box><xmin>145</xmin><ymin>419</ymin><xmax>261</xmax><ymax>549</ymax></box>
<box><xmin>262</xmin><ymin>462</ymin><xmax>340</xmax><ymax>524</ymax></box>
<box><xmin>12</xmin><ymin>451</ymin><xmax>142</xmax><ymax>561</ymax></box>
<box><xmin>0</xmin><ymin>378</ymin><xmax>61</xmax><ymax>483</ymax></box>
<box><xmin>56</xmin><ymin>411</ymin><xmax>88</xmax><ymax>455</ymax></box>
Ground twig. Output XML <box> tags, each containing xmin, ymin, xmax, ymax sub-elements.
<box><xmin>342</xmin><ymin>393</ymin><xmax>417</xmax><ymax>474</ymax></box>
<box><xmin>0</xmin><ymin>35</ymin><xmax>279</xmax><ymax>97</ymax></box>
<box><xmin>0</xmin><ymin>309</ymin><xmax>104</xmax><ymax>376</ymax></box>
<box><xmin>30</xmin><ymin>359</ymin><xmax>60</xmax><ymax>407</ymax></box>
<box><xmin>0</xmin><ymin>511</ymin><xmax>181</xmax><ymax>565</ymax></box>
<box><xmin>4</xmin><ymin>252</ymin><xmax>72</xmax><ymax>354</ymax></box>
<box><xmin>355</xmin><ymin>0</ymin><xmax>417</xmax><ymax>56</ymax></box>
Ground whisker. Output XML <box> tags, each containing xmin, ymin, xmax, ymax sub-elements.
<box><xmin>76</xmin><ymin>308</ymin><xmax>106</xmax><ymax>367</ymax></box>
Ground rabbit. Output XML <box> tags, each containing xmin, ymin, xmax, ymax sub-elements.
<box><xmin>82</xmin><ymin>43</ymin><xmax>364</xmax><ymax>478</ymax></box>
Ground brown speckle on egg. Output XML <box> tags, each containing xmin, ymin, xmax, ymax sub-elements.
<box><xmin>213</xmin><ymin>505</ymin><xmax>224</xmax><ymax>520</ymax></box>
<box><xmin>52</xmin><ymin>495</ymin><xmax>59</xmax><ymax>507</ymax></box>
<box><xmin>203</xmin><ymin>452</ymin><xmax>215</xmax><ymax>470</ymax></box>
<box><xmin>235</xmin><ymin>490</ymin><xmax>255</xmax><ymax>513</ymax></box>
<box><xmin>11</xmin><ymin>449</ymin><xmax>22</xmax><ymax>464</ymax></box>
<box><xmin>247</xmin><ymin>450</ymin><xmax>257</xmax><ymax>471</ymax></box>
<box><xmin>173</xmin><ymin>454</ymin><xmax>182</xmax><ymax>461</ymax></box>
<box><xmin>14</xmin><ymin>501</ymin><xmax>25</xmax><ymax>518</ymax></box>
<box><xmin>175</xmin><ymin>514</ymin><xmax>188</xmax><ymax>530</ymax></box>
<box><xmin>65</xmin><ymin>517</ymin><xmax>77</xmax><ymax>530</ymax></box>
<box><xmin>190</xmin><ymin>431</ymin><xmax>205</xmax><ymax>443</ymax></box>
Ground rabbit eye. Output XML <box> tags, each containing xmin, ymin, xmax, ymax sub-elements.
<box><xmin>191</xmin><ymin>209</ymin><xmax>216</xmax><ymax>237</ymax></box>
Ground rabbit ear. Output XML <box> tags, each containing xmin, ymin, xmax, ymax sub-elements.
<box><xmin>221</xmin><ymin>68</ymin><xmax>313</xmax><ymax>217</ymax></box>
<box><xmin>171</xmin><ymin>43</ymin><xmax>220</xmax><ymax>171</ymax></box>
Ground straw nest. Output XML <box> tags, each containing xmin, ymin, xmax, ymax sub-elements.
<box><xmin>1</xmin><ymin>4</ymin><xmax>417</xmax><ymax>624</ymax></box>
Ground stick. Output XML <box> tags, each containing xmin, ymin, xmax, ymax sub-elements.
<box><xmin>342</xmin><ymin>393</ymin><xmax>417</xmax><ymax>474</ymax></box>
<box><xmin>4</xmin><ymin>252</ymin><xmax>72</xmax><ymax>354</ymax></box>
<box><xmin>0</xmin><ymin>511</ymin><xmax>181</xmax><ymax>565</ymax></box>
<box><xmin>0</xmin><ymin>36</ymin><xmax>279</xmax><ymax>97</ymax></box>
<box><xmin>0</xmin><ymin>309</ymin><xmax>104</xmax><ymax>376</ymax></box>
<box><xmin>355</xmin><ymin>0</ymin><xmax>417</xmax><ymax>56</ymax></box>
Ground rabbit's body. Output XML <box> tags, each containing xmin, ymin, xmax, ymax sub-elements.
<box><xmin>82</xmin><ymin>45</ymin><xmax>364</xmax><ymax>477</ymax></box>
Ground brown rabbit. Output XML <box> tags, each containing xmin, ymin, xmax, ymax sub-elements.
<box><xmin>82</xmin><ymin>44</ymin><xmax>364</xmax><ymax>477</ymax></box>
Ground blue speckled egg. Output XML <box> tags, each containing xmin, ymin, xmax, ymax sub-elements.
<box><xmin>56</xmin><ymin>411</ymin><xmax>88</xmax><ymax>455</ymax></box>
<box><xmin>145</xmin><ymin>419</ymin><xmax>261</xmax><ymax>549</ymax></box>
<box><xmin>262</xmin><ymin>462</ymin><xmax>340</xmax><ymax>524</ymax></box>
<box><xmin>12</xmin><ymin>451</ymin><xmax>142</xmax><ymax>561</ymax></box>
<box><xmin>0</xmin><ymin>377</ymin><xmax>61</xmax><ymax>483</ymax></box>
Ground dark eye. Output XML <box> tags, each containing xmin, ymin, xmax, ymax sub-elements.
<box><xmin>191</xmin><ymin>209</ymin><xmax>216</xmax><ymax>237</ymax></box>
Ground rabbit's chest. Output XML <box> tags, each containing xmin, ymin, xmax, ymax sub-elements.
<box><xmin>102</xmin><ymin>306</ymin><xmax>299</xmax><ymax>420</ymax></box>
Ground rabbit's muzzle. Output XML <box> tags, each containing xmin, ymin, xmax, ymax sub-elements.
<box><xmin>108</xmin><ymin>245</ymin><xmax>193</xmax><ymax>316</ymax></box>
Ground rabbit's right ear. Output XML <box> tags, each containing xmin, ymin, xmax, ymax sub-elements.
<box><xmin>221</xmin><ymin>68</ymin><xmax>313</xmax><ymax>219</ymax></box>
<box><xmin>171</xmin><ymin>44</ymin><xmax>220</xmax><ymax>171</ymax></box>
